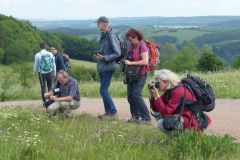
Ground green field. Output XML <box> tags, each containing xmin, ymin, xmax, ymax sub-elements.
<box><xmin>0</xmin><ymin>61</ymin><xmax>240</xmax><ymax>101</ymax></box>
<box><xmin>0</xmin><ymin>107</ymin><xmax>239</xmax><ymax>159</ymax></box>
<box><xmin>70</xmin><ymin>59</ymin><xmax>96</xmax><ymax>69</ymax></box>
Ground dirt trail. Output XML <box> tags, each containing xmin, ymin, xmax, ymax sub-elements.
<box><xmin>1</xmin><ymin>98</ymin><xmax>240</xmax><ymax>141</ymax></box>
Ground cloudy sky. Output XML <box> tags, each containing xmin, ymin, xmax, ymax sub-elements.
<box><xmin>0</xmin><ymin>0</ymin><xmax>240</xmax><ymax>20</ymax></box>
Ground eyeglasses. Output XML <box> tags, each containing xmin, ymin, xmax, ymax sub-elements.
<box><xmin>51</xmin><ymin>48</ymin><xmax>55</xmax><ymax>51</ymax></box>
<box><xmin>128</xmin><ymin>37</ymin><xmax>133</xmax><ymax>41</ymax></box>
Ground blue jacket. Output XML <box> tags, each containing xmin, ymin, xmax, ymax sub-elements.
<box><xmin>97</xmin><ymin>28</ymin><xmax>121</xmax><ymax>73</ymax></box>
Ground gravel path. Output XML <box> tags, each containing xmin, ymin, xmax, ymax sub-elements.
<box><xmin>1</xmin><ymin>98</ymin><xmax>240</xmax><ymax>142</ymax></box>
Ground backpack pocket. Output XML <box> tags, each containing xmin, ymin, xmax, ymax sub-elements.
<box><xmin>162</xmin><ymin>115</ymin><xmax>183</xmax><ymax>131</ymax></box>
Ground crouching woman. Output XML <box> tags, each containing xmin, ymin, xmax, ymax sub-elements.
<box><xmin>149</xmin><ymin>69</ymin><xmax>211</xmax><ymax>135</ymax></box>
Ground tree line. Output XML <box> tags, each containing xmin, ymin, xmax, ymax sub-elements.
<box><xmin>1</xmin><ymin>13</ymin><xmax>240</xmax><ymax>73</ymax></box>
<box><xmin>0</xmin><ymin>14</ymin><xmax>98</xmax><ymax>65</ymax></box>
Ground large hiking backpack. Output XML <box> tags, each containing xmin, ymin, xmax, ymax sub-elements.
<box><xmin>182</xmin><ymin>74</ymin><xmax>215</xmax><ymax>112</ymax></box>
<box><xmin>108</xmin><ymin>32</ymin><xmax>128</xmax><ymax>63</ymax></box>
<box><xmin>40</xmin><ymin>54</ymin><xmax>53</xmax><ymax>72</ymax></box>
<box><xmin>180</xmin><ymin>75</ymin><xmax>215</xmax><ymax>130</ymax></box>
<box><xmin>63</xmin><ymin>53</ymin><xmax>71</xmax><ymax>72</ymax></box>
<box><xmin>145</xmin><ymin>40</ymin><xmax>158</xmax><ymax>71</ymax></box>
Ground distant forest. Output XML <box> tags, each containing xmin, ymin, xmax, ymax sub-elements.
<box><xmin>0</xmin><ymin>14</ymin><xmax>98</xmax><ymax>64</ymax></box>
<box><xmin>1</xmin><ymin>14</ymin><xmax>240</xmax><ymax>68</ymax></box>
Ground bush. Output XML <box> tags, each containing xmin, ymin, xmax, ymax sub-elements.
<box><xmin>11</xmin><ymin>62</ymin><xmax>33</xmax><ymax>88</ymax></box>
<box><xmin>197</xmin><ymin>53</ymin><xmax>224</xmax><ymax>72</ymax></box>
<box><xmin>231</xmin><ymin>54</ymin><xmax>240</xmax><ymax>69</ymax></box>
<box><xmin>71</xmin><ymin>65</ymin><xmax>99</xmax><ymax>82</ymax></box>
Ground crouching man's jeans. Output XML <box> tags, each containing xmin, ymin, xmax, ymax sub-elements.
<box><xmin>47</xmin><ymin>100</ymin><xmax>80</xmax><ymax>116</ymax></box>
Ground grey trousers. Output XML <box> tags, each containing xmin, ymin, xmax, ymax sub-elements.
<box><xmin>47</xmin><ymin>100</ymin><xmax>80</xmax><ymax>116</ymax></box>
<box><xmin>152</xmin><ymin>111</ymin><xmax>184</xmax><ymax>136</ymax></box>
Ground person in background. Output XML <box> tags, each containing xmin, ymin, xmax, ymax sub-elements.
<box><xmin>51</xmin><ymin>45</ymin><xmax>66</xmax><ymax>73</ymax></box>
<box><xmin>95</xmin><ymin>16</ymin><xmax>121</xmax><ymax>118</ymax></box>
<box><xmin>33</xmin><ymin>42</ymin><xmax>56</xmax><ymax>104</ymax></box>
<box><xmin>124</xmin><ymin>28</ymin><xmax>151</xmax><ymax>124</ymax></box>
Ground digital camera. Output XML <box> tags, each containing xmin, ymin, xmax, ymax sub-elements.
<box><xmin>148</xmin><ymin>81</ymin><xmax>160</xmax><ymax>89</ymax></box>
<box><xmin>43</xmin><ymin>88</ymin><xmax>61</xmax><ymax>108</ymax></box>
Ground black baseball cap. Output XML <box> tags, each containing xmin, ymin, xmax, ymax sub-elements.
<box><xmin>95</xmin><ymin>16</ymin><xmax>109</xmax><ymax>23</ymax></box>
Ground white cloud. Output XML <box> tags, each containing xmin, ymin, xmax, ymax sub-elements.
<box><xmin>0</xmin><ymin>0</ymin><xmax>240</xmax><ymax>20</ymax></box>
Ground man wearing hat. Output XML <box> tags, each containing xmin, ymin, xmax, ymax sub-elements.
<box><xmin>95</xmin><ymin>16</ymin><xmax>121</xmax><ymax>118</ymax></box>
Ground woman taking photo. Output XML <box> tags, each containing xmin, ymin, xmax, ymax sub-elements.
<box><xmin>149</xmin><ymin>69</ymin><xmax>211</xmax><ymax>134</ymax></box>
<box><xmin>124</xmin><ymin>28</ymin><xmax>151</xmax><ymax>124</ymax></box>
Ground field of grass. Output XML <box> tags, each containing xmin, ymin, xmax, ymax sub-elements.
<box><xmin>0</xmin><ymin>62</ymin><xmax>240</xmax><ymax>101</ymax></box>
<box><xmin>0</xmin><ymin>107</ymin><xmax>239</xmax><ymax>159</ymax></box>
<box><xmin>149</xmin><ymin>28</ymin><xmax>210</xmax><ymax>44</ymax></box>
<box><xmin>70</xmin><ymin>59</ymin><xmax>96</xmax><ymax>69</ymax></box>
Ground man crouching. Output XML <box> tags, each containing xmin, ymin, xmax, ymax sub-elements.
<box><xmin>44</xmin><ymin>70</ymin><xmax>80</xmax><ymax>116</ymax></box>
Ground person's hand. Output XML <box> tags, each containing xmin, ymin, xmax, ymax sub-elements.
<box><xmin>50</xmin><ymin>95</ymin><xmax>58</xmax><ymax>101</ymax></box>
<box><xmin>149</xmin><ymin>87</ymin><xmax>160</xmax><ymax>99</ymax></box>
<box><xmin>44</xmin><ymin>92</ymin><xmax>51</xmax><ymax>98</ymax></box>
<box><xmin>95</xmin><ymin>53</ymin><xmax>103</xmax><ymax>60</ymax></box>
<box><xmin>124</xmin><ymin>60</ymin><xmax>132</xmax><ymax>65</ymax></box>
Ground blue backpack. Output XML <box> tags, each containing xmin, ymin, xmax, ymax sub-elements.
<box><xmin>40</xmin><ymin>54</ymin><xmax>53</xmax><ymax>72</ymax></box>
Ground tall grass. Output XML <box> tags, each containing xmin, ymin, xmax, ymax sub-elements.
<box><xmin>0</xmin><ymin>107</ymin><xmax>239</xmax><ymax>160</ymax></box>
<box><xmin>0</xmin><ymin>63</ymin><xmax>240</xmax><ymax>101</ymax></box>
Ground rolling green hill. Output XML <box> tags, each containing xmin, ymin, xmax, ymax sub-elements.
<box><xmin>31</xmin><ymin>16</ymin><xmax>240</xmax><ymax>30</ymax></box>
<box><xmin>0</xmin><ymin>14</ymin><xmax>99</xmax><ymax>64</ymax></box>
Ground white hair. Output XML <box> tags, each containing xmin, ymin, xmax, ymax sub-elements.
<box><xmin>155</xmin><ymin>69</ymin><xmax>181</xmax><ymax>89</ymax></box>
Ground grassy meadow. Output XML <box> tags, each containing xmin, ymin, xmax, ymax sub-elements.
<box><xmin>0</xmin><ymin>61</ymin><xmax>240</xmax><ymax>101</ymax></box>
<box><xmin>0</xmin><ymin>107</ymin><xmax>239</xmax><ymax>160</ymax></box>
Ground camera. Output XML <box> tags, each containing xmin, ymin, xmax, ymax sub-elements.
<box><xmin>43</xmin><ymin>88</ymin><xmax>61</xmax><ymax>108</ymax></box>
<box><xmin>148</xmin><ymin>81</ymin><xmax>160</xmax><ymax>89</ymax></box>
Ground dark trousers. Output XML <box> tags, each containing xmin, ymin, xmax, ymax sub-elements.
<box><xmin>38</xmin><ymin>72</ymin><xmax>53</xmax><ymax>102</ymax></box>
<box><xmin>127</xmin><ymin>74</ymin><xmax>151</xmax><ymax>121</ymax></box>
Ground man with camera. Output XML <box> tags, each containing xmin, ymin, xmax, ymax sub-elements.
<box><xmin>95</xmin><ymin>16</ymin><xmax>121</xmax><ymax>118</ymax></box>
<box><xmin>44</xmin><ymin>70</ymin><xmax>80</xmax><ymax>116</ymax></box>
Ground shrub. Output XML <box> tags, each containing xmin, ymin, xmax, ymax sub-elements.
<box><xmin>197</xmin><ymin>53</ymin><xmax>224</xmax><ymax>72</ymax></box>
<box><xmin>71</xmin><ymin>65</ymin><xmax>99</xmax><ymax>82</ymax></box>
<box><xmin>231</xmin><ymin>54</ymin><xmax>240</xmax><ymax>69</ymax></box>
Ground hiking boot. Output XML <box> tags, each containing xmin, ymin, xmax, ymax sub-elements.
<box><xmin>136</xmin><ymin>119</ymin><xmax>151</xmax><ymax>125</ymax></box>
<box><xmin>98</xmin><ymin>113</ymin><xmax>110</xmax><ymax>119</ymax></box>
<box><xmin>127</xmin><ymin>117</ymin><xmax>139</xmax><ymax>123</ymax></box>
<box><xmin>108</xmin><ymin>113</ymin><xmax>118</xmax><ymax>119</ymax></box>
<box><xmin>98</xmin><ymin>113</ymin><xmax>118</xmax><ymax>120</ymax></box>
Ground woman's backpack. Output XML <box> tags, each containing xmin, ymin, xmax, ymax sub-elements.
<box><xmin>182</xmin><ymin>74</ymin><xmax>215</xmax><ymax>112</ymax></box>
<box><xmin>145</xmin><ymin>40</ymin><xmax>158</xmax><ymax>71</ymax></box>
<box><xmin>179</xmin><ymin>74</ymin><xmax>215</xmax><ymax>130</ymax></box>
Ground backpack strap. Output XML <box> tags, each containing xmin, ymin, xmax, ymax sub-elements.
<box><xmin>107</xmin><ymin>31</ymin><xmax>114</xmax><ymax>53</ymax></box>
<box><xmin>178</xmin><ymin>84</ymin><xmax>187</xmax><ymax>116</ymax></box>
